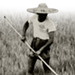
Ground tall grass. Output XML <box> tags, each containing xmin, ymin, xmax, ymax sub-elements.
<box><xmin>0</xmin><ymin>11</ymin><xmax>75</xmax><ymax>75</ymax></box>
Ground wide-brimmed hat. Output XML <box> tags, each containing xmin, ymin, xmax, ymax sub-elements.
<box><xmin>27</xmin><ymin>3</ymin><xmax>58</xmax><ymax>14</ymax></box>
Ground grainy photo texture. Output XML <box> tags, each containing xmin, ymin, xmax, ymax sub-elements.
<box><xmin>0</xmin><ymin>1</ymin><xmax>75</xmax><ymax>75</ymax></box>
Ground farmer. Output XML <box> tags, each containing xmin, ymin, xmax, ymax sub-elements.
<box><xmin>21</xmin><ymin>3</ymin><xmax>58</xmax><ymax>75</ymax></box>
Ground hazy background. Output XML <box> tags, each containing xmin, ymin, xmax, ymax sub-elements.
<box><xmin>0</xmin><ymin>0</ymin><xmax>75</xmax><ymax>12</ymax></box>
<box><xmin>0</xmin><ymin>0</ymin><xmax>75</xmax><ymax>75</ymax></box>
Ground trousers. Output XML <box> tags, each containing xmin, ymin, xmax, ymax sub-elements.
<box><xmin>27</xmin><ymin>38</ymin><xmax>51</xmax><ymax>75</ymax></box>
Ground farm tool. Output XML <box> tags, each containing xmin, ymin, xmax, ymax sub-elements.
<box><xmin>4</xmin><ymin>16</ymin><xmax>58</xmax><ymax>75</ymax></box>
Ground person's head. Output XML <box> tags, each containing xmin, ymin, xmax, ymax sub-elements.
<box><xmin>37</xmin><ymin>13</ymin><xmax>48</xmax><ymax>22</ymax></box>
<box><xmin>27</xmin><ymin>3</ymin><xmax>58</xmax><ymax>22</ymax></box>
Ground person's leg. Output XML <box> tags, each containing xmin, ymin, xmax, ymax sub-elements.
<box><xmin>41</xmin><ymin>46</ymin><xmax>51</xmax><ymax>74</ymax></box>
<box><xmin>27</xmin><ymin>56</ymin><xmax>37</xmax><ymax>75</ymax></box>
<box><xmin>42</xmin><ymin>58</ymin><xmax>51</xmax><ymax>73</ymax></box>
<box><xmin>27</xmin><ymin>38</ymin><xmax>48</xmax><ymax>75</ymax></box>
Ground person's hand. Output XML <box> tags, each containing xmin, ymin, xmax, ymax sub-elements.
<box><xmin>33</xmin><ymin>50</ymin><xmax>41</xmax><ymax>57</ymax></box>
<box><xmin>35</xmin><ymin>50</ymin><xmax>41</xmax><ymax>55</ymax></box>
<box><xmin>21</xmin><ymin>36</ymin><xmax>26</xmax><ymax>43</ymax></box>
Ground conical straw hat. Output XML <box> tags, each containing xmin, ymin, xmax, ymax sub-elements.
<box><xmin>27</xmin><ymin>3</ymin><xmax>58</xmax><ymax>14</ymax></box>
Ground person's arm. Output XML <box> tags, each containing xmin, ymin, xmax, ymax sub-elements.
<box><xmin>21</xmin><ymin>21</ymin><xmax>29</xmax><ymax>42</ymax></box>
<box><xmin>36</xmin><ymin>31</ymin><xmax>55</xmax><ymax>54</ymax></box>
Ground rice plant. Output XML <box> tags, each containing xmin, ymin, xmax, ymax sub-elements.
<box><xmin>0</xmin><ymin>11</ymin><xmax>75</xmax><ymax>75</ymax></box>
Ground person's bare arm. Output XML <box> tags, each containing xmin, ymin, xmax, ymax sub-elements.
<box><xmin>21</xmin><ymin>21</ymin><xmax>29</xmax><ymax>42</ymax></box>
<box><xmin>36</xmin><ymin>31</ymin><xmax>55</xmax><ymax>54</ymax></box>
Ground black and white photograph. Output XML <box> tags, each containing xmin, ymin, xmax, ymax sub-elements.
<box><xmin>0</xmin><ymin>0</ymin><xmax>75</xmax><ymax>75</ymax></box>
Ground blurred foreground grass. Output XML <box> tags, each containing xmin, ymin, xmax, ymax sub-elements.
<box><xmin>0</xmin><ymin>11</ymin><xmax>75</xmax><ymax>75</ymax></box>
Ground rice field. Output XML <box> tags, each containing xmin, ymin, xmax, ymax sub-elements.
<box><xmin>0</xmin><ymin>11</ymin><xmax>75</xmax><ymax>75</ymax></box>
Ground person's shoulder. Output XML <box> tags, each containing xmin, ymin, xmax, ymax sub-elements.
<box><xmin>28</xmin><ymin>14</ymin><xmax>37</xmax><ymax>23</ymax></box>
<box><xmin>46</xmin><ymin>17</ymin><xmax>52</xmax><ymax>22</ymax></box>
<box><xmin>46</xmin><ymin>16</ymin><xmax>57</xmax><ymax>32</ymax></box>
<box><xmin>32</xmin><ymin>14</ymin><xmax>37</xmax><ymax>18</ymax></box>
<box><xmin>46</xmin><ymin>16</ymin><xmax>52</xmax><ymax>23</ymax></box>
<box><xmin>30</xmin><ymin>14</ymin><xmax>37</xmax><ymax>20</ymax></box>
<box><xmin>47</xmin><ymin>17</ymin><xmax>57</xmax><ymax>26</ymax></box>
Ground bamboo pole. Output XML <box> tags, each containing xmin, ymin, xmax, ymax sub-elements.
<box><xmin>4</xmin><ymin>16</ymin><xmax>58</xmax><ymax>75</ymax></box>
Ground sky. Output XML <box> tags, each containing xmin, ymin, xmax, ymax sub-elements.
<box><xmin>0</xmin><ymin>0</ymin><xmax>75</xmax><ymax>13</ymax></box>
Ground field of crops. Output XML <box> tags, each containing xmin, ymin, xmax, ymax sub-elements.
<box><xmin>0</xmin><ymin>11</ymin><xmax>75</xmax><ymax>75</ymax></box>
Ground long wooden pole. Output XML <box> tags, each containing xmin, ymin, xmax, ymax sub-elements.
<box><xmin>4</xmin><ymin>16</ymin><xmax>58</xmax><ymax>75</ymax></box>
